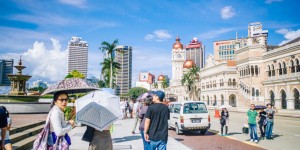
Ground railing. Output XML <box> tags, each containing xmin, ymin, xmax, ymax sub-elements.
<box><xmin>267</xmin><ymin>72</ymin><xmax>300</xmax><ymax>81</ymax></box>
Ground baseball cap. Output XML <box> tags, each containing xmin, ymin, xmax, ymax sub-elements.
<box><xmin>151</xmin><ymin>90</ymin><xmax>165</xmax><ymax>101</ymax></box>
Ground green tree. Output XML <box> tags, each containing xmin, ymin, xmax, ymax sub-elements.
<box><xmin>28</xmin><ymin>87</ymin><xmax>46</xmax><ymax>93</ymax></box>
<box><xmin>127</xmin><ymin>87</ymin><xmax>148</xmax><ymax>99</ymax></box>
<box><xmin>162</xmin><ymin>78</ymin><xmax>169</xmax><ymax>89</ymax></box>
<box><xmin>100</xmin><ymin>39</ymin><xmax>123</xmax><ymax>88</ymax></box>
<box><xmin>100</xmin><ymin>58</ymin><xmax>121</xmax><ymax>88</ymax></box>
<box><xmin>65</xmin><ymin>70</ymin><xmax>85</xmax><ymax>79</ymax></box>
<box><xmin>181</xmin><ymin>66</ymin><xmax>200</xmax><ymax>100</ymax></box>
<box><xmin>153</xmin><ymin>82</ymin><xmax>158</xmax><ymax>89</ymax></box>
<box><xmin>97</xmin><ymin>80</ymin><xmax>106</xmax><ymax>88</ymax></box>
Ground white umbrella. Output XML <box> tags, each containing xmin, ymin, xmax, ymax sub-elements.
<box><xmin>76</xmin><ymin>90</ymin><xmax>122</xmax><ymax>131</ymax></box>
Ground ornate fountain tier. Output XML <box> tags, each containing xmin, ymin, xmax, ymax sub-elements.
<box><xmin>7</xmin><ymin>57</ymin><xmax>32</xmax><ymax>96</ymax></box>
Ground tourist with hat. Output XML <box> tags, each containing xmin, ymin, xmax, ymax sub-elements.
<box><xmin>144</xmin><ymin>90</ymin><xmax>170</xmax><ymax>150</ymax></box>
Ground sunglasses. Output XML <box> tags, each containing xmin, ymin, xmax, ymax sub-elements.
<box><xmin>57</xmin><ymin>98</ymin><xmax>69</xmax><ymax>102</ymax></box>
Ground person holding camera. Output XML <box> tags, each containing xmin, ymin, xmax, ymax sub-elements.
<box><xmin>265</xmin><ymin>103</ymin><xmax>277</xmax><ymax>140</ymax></box>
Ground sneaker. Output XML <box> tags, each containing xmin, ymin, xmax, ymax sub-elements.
<box><xmin>250</xmin><ymin>139</ymin><xmax>253</xmax><ymax>142</ymax></box>
<box><xmin>254</xmin><ymin>140</ymin><xmax>258</xmax><ymax>143</ymax></box>
<box><xmin>131</xmin><ymin>131</ymin><xmax>135</xmax><ymax>134</ymax></box>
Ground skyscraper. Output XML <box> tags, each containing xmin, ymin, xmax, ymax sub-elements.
<box><xmin>0</xmin><ymin>59</ymin><xmax>13</xmax><ymax>86</ymax></box>
<box><xmin>68</xmin><ymin>37</ymin><xmax>88</xmax><ymax>77</ymax></box>
<box><xmin>185</xmin><ymin>38</ymin><xmax>205</xmax><ymax>69</ymax></box>
<box><xmin>115</xmin><ymin>45</ymin><xmax>132</xmax><ymax>95</ymax></box>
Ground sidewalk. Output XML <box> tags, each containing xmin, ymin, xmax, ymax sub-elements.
<box><xmin>69</xmin><ymin>118</ymin><xmax>191</xmax><ymax>150</ymax></box>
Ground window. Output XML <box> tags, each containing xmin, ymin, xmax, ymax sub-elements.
<box><xmin>174</xmin><ymin>104</ymin><xmax>181</xmax><ymax>113</ymax></box>
<box><xmin>183</xmin><ymin>103</ymin><xmax>208</xmax><ymax>114</ymax></box>
<box><xmin>169</xmin><ymin>104</ymin><xmax>174</xmax><ymax>113</ymax></box>
<box><xmin>278</xmin><ymin>63</ymin><xmax>282</xmax><ymax>75</ymax></box>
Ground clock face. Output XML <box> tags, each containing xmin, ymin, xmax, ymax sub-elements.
<box><xmin>177</xmin><ymin>54</ymin><xmax>181</xmax><ymax>58</ymax></box>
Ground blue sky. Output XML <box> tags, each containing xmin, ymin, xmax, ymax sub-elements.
<box><xmin>0</xmin><ymin>0</ymin><xmax>299</xmax><ymax>84</ymax></box>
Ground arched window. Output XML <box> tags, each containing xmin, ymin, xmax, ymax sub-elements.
<box><xmin>281</xmin><ymin>90</ymin><xmax>287</xmax><ymax>109</ymax></box>
<box><xmin>268</xmin><ymin>65</ymin><xmax>271</xmax><ymax>76</ymax></box>
<box><xmin>272</xmin><ymin>64</ymin><xmax>275</xmax><ymax>76</ymax></box>
<box><xmin>252</xmin><ymin>88</ymin><xmax>255</xmax><ymax>97</ymax></box>
<box><xmin>296</xmin><ymin>59</ymin><xmax>300</xmax><ymax>72</ymax></box>
<box><xmin>233</xmin><ymin>79</ymin><xmax>236</xmax><ymax>86</ymax></box>
<box><xmin>270</xmin><ymin>90</ymin><xmax>275</xmax><ymax>106</ymax></box>
<box><xmin>294</xmin><ymin>89</ymin><xmax>300</xmax><ymax>110</ymax></box>
<box><xmin>278</xmin><ymin>63</ymin><xmax>282</xmax><ymax>75</ymax></box>
<box><xmin>256</xmin><ymin>89</ymin><xmax>259</xmax><ymax>97</ymax></box>
<box><xmin>228</xmin><ymin>79</ymin><xmax>231</xmax><ymax>86</ymax></box>
<box><xmin>251</xmin><ymin>66</ymin><xmax>254</xmax><ymax>76</ymax></box>
<box><xmin>291</xmin><ymin>60</ymin><xmax>295</xmax><ymax>73</ymax></box>
<box><xmin>255</xmin><ymin>65</ymin><xmax>259</xmax><ymax>75</ymax></box>
<box><xmin>283</xmin><ymin>62</ymin><xmax>287</xmax><ymax>74</ymax></box>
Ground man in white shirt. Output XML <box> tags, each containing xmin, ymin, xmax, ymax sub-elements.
<box><xmin>131</xmin><ymin>100</ymin><xmax>140</xmax><ymax>134</ymax></box>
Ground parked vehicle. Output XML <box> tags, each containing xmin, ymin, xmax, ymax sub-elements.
<box><xmin>168</xmin><ymin>101</ymin><xmax>210</xmax><ymax>135</ymax></box>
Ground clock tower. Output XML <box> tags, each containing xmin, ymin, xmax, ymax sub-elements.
<box><xmin>171</xmin><ymin>36</ymin><xmax>185</xmax><ymax>86</ymax></box>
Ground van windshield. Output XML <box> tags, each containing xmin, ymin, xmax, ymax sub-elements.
<box><xmin>183</xmin><ymin>103</ymin><xmax>208</xmax><ymax>114</ymax></box>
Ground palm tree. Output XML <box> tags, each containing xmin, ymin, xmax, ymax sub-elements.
<box><xmin>153</xmin><ymin>82</ymin><xmax>158</xmax><ymax>89</ymax></box>
<box><xmin>100</xmin><ymin>39</ymin><xmax>122</xmax><ymax>88</ymax></box>
<box><xmin>162</xmin><ymin>78</ymin><xmax>169</xmax><ymax>90</ymax></box>
<box><xmin>181</xmin><ymin>66</ymin><xmax>200</xmax><ymax>100</ymax></box>
<box><xmin>100</xmin><ymin>58</ymin><xmax>121</xmax><ymax>88</ymax></box>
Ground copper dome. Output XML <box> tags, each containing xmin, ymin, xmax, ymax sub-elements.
<box><xmin>173</xmin><ymin>36</ymin><xmax>183</xmax><ymax>50</ymax></box>
<box><xmin>183</xmin><ymin>60</ymin><xmax>195</xmax><ymax>68</ymax></box>
<box><xmin>158</xmin><ymin>74</ymin><xmax>165</xmax><ymax>81</ymax></box>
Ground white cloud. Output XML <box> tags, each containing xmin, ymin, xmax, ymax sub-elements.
<box><xmin>145</xmin><ymin>30</ymin><xmax>172</xmax><ymax>41</ymax></box>
<box><xmin>199</xmin><ymin>28</ymin><xmax>236</xmax><ymax>39</ymax></box>
<box><xmin>58</xmin><ymin>0</ymin><xmax>87</xmax><ymax>8</ymax></box>
<box><xmin>9</xmin><ymin>14</ymin><xmax>74</xmax><ymax>26</ymax></box>
<box><xmin>220</xmin><ymin>6</ymin><xmax>235</xmax><ymax>19</ymax></box>
<box><xmin>1</xmin><ymin>38</ymin><xmax>68</xmax><ymax>82</ymax></box>
<box><xmin>276</xmin><ymin>28</ymin><xmax>300</xmax><ymax>45</ymax></box>
<box><xmin>265</xmin><ymin>0</ymin><xmax>283</xmax><ymax>4</ymax></box>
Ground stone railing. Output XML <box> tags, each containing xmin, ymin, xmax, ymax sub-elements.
<box><xmin>0</xmin><ymin>102</ymin><xmax>51</xmax><ymax>114</ymax></box>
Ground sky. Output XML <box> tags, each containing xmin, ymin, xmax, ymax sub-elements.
<box><xmin>0</xmin><ymin>0</ymin><xmax>300</xmax><ymax>85</ymax></box>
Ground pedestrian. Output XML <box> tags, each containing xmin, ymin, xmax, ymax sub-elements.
<box><xmin>220</xmin><ymin>107</ymin><xmax>229</xmax><ymax>136</ymax></box>
<box><xmin>247</xmin><ymin>104</ymin><xmax>259</xmax><ymax>143</ymax></box>
<box><xmin>82</xmin><ymin>124</ymin><xmax>113</xmax><ymax>150</ymax></box>
<box><xmin>144</xmin><ymin>91</ymin><xmax>170</xmax><ymax>150</ymax></box>
<box><xmin>258</xmin><ymin>108</ymin><xmax>267</xmax><ymax>139</ymax></box>
<box><xmin>132</xmin><ymin>99</ymin><xmax>140</xmax><ymax>134</ymax></box>
<box><xmin>129</xmin><ymin>98</ymin><xmax>134</xmax><ymax>118</ymax></box>
<box><xmin>0</xmin><ymin>107</ymin><xmax>12</xmax><ymax>150</ymax></box>
<box><xmin>120</xmin><ymin>99</ymin><xmax>127</xmax><ymax>119</ymax></box>
<box><xmin>265</xmin><ymin>103</ymin><xmax>277</xmax><ymax>140</ymax></box>
<box><xmin>125</xmin><ymin>100</ymin><xmax>130</xmax><ymax>119</ymax></box>
<box><xmin>49</xmin><ymin>91</ymin><xmax>75</xmax><ymax>148</ymax></box>
<box><xmin>0</xmin><ymin>106</ymin><xmax>8</xmax><ymax>150</ymax></box>
<box><xmin>139</xmin><ymin>95</ymin><xmax>153</xmax><ymax>150</ymax></box>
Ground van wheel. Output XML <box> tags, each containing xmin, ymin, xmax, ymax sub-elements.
<box><xmin>175</xmin><ymin>124</ymin><xmax>182</xmax><ymax>135</ymax></box>
<box><xmin>200</xmin><ymin>129</ymin><xmax>207</xmax><ymax>135</ymax></box>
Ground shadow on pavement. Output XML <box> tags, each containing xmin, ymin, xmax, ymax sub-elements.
<box><xmin>174</xmin><ymin>138</ymin><xmax>184</xmax><ymax>141</ymax></box>
<box><xmin>227</xmin><ymin>132</ymin><xmax>243</xmax><ymax>136</ymax></box>
<box><xmin>113</xmin><ymin>135</ymin><xmax>141</xmax><ymax>143</ymax></box>
<box><xmin>182</xmin><ymin>131</ymin><xmax>216</xmax><ymax>136</ymax></box>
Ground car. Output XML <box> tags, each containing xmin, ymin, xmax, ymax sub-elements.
<box><xmin>168</xmin><ymin>101</ymin><xmax>210</xmax><ymax>135</ymax></box>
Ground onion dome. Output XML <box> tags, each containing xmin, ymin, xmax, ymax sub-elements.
<box><xmin>173</xmin><ymin>36</ymin><xmax>183</xmax><ymax>50</ymax></box>
<box><xmin>183</xmin><ymin>60</ymin><xmax>195</xmax><ymax>68</ymax></box>
<box><xmin>158</xmin><ymin>74</ymin><xmax>165</xmax><ymax>81</ymax></box>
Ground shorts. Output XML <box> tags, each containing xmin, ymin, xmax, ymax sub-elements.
<box><xmin>0</xmin><ymin>139</ymin><xmax>11</xmax><ymax>145</ymax></box>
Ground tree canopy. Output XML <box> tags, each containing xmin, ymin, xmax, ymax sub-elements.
<box><xmin>65</xmin><ymin>70</ymin><xmax>85</xmax><ymax>79</ymax></box>
<box><xmin>127</xmin><ymin>87</ymin><xmax>148</xmax><ymax>99</ymax></box>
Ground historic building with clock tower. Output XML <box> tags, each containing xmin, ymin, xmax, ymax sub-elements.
<box><xmin>171</xmin><ymin>36</ymin><xmax>185</xmax><ymax>86</ymax></box>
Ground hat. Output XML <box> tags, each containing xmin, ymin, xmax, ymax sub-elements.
<box><xmin>151</xmin><ymin>90</ymin><xmax>165</xmax><ymax>101</ymax></box>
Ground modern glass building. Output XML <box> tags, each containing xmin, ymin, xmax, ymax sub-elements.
<box><xmin>68</xmin><ymin>37</ymin><xmax>88</xmax><ymax>77</ymax></box>
<box><xmin>0</xmin><ymin>59</ymin><xmax>14</xmax><ymax>86</ymax></box>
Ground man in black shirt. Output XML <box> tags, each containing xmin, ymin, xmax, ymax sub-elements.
<box><xmin>0</xmin><ymin>107</ymin><xmax>8</xmax><ymax>150</ymax></box>
<box><xmin>144</xmin><ymin>91</ymin><xmax>170</xmax><ymax>150</ymax></box>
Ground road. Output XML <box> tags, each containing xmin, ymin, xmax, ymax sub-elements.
<box><xmin>168</xmin><ymin>111</ymin><xmax>300</xmax><ymax>150</ymax></box>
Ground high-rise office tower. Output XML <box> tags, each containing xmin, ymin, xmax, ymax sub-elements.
<box><xmin>68</xmin><ymin>37</ymin><xmax>88</xmax><ymax>77</ymax></box>
<box><xmin>115</xmin><ymin>45</ymin><xmax>132</xmax><ymax>95</ymax></box>
<box><xmin>185</xmin><ymin>38</ymin><xmax>205</xmax><ymax>69</ymax></box>
<box><xmin>0</xmin><ymin>59</ymin><xmax>14</xmax><ymax>86</ymax></box>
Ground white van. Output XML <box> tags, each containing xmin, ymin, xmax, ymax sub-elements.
<box><xmin>168</xmin><ymin>101</ymin><xmax>210</xmax><ymax>135</ymax></box>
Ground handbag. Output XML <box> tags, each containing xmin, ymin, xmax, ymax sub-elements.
<box><xmin>33</xmin><ymin>108</ymin><xmax>70</xmax><ymax>150</ymax></box>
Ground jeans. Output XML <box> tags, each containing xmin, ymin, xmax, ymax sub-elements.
<box><xmin>149</xmin><ymin>140</ymin><xmax>167</xmax><ymax>150</ymax></box>
<box><xmin>265</xmin><ymin>121</ymin><xmax>274</xmax><ymax>139</ymax></box>
<box><xmin>248</xmin><ymin>123</ymin><xmax>258</xmax><ymax>140</ymax></box>
<box><xmin>259</xmin><ymin>123</ymin><xmax>266</xmax><ymax>137</ymax></box>
<box><xmin>140</xmin><ymin>130</ymin><xmax>150</xmax><ymax>150</ymax></box>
